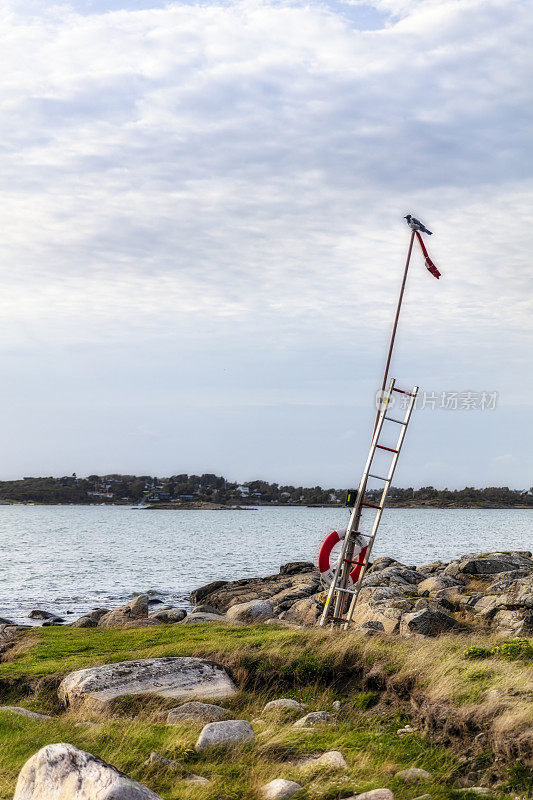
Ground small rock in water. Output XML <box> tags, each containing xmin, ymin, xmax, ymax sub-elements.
<box><xmin>167</xmin><ymin>701</ymin><xmax>230</xmax><ymax>723</ymax></box>
<box><xmin>195</xmin><ymin>720</ymin><xmax>254</xmax><ymax>751</ymax></box>
<box><xmin>41</xmin><ymin>616</ymin><xmax>65</xmax><ymax>626</ymax></box>
<box><xmin>395</xmin><ymin>768</ymin><xmax>433</xmax><ymax>782</ymax></box>
<box><xmin>28</xmin><ymin>609</ymin><xmax>57</xmax><ymax>620</ymax></box>
<box><xmin>263</xmin><ymin>698</ymin><xmax>305</xmax><ymax>715</ymax></box>
<box><xmin>98</xmin><ymin>595</ymin><xmax>148</xmax><ymax>628</ymax></box>
<box><xmin>260</xmin><ymin>778</ymin><xmax>302</xmax><ymax>800</ymax></box>
<box><xmin>293</xmin><ymin>711</ymin><xmax>333</xmax><ymax>728</ymax></box>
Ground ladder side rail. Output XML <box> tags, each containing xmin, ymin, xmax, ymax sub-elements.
<box><xmin>343</xmin><ymin>386</ymin><xmax>418</xmax><ymax>629</ymax></box>
<box><xmin>331</xmin><ymin>377</ymin><xmax>397</xmax><ymax>622</ymax></box>
<box><xmin>320</xmin><ymin>378</ymin><xmax>396</xmax><ymax>627</ymax></box>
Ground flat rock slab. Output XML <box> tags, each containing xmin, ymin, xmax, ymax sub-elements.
<box><xmin>167</xmin><ymin>701</ymin><xmax>231</xmax><ymax>723</ymax></box>
<box><xmin>13</xmin><ymin>743</ymin><xmax>162</xmax><ymax>800</ymax></box>
<box><xmin>59</xmin><ymin>657</ymin><xmax>237</xmax><ymax>711</ymax></box>
<box><xmin>0</xmin><ymin>706</ymin><xmax>51</xmax><ymax>720</ymax></box>
<box><xmin>195</xmin><ymin>719</ymin><xmax>254</xmax><ymax>751</ymax></box>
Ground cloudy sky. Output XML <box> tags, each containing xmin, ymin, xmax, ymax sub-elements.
<box><xmin>0</xmin><ymin>0</ymin><xmax>531</xmax><ymax>488</ymax></box>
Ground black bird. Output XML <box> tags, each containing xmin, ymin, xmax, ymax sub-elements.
<box><xmin>404</xmin><ymin>214</ymin><xmax>432</xmax><ymax>235</ymax></box>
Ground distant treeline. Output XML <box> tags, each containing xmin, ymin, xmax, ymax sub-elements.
<box><xmin>0</xmin><ymin>474</ymin><xmax>531</xmax><ymax>508</ymax></box>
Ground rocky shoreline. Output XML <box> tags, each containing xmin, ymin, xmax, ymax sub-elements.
<box><xmin>0</xmin><ymin>549</ymin><xmax>532</xmax><ymax>800</ymax></box>
<box><xmin>2</xmin><ymin>550</ymin><xmax>531</xmax><ymax>643</ymax></box>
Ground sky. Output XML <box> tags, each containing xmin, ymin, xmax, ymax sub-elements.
<box><xmin>0</xmin><ymin>0</ymin><xmax>531</xmax><ymax>489</ymax></box>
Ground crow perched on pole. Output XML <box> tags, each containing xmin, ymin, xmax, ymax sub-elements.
<box><xmin>404</xmin><ymin>214</ymin><xmax>432</xmax><ymax>235</ymax></box>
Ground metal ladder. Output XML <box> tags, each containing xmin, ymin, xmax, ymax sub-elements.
<box><xmin>319</xmin><ymin>377</ymin><xmax>418</xmax><ymax>630</ymax></box>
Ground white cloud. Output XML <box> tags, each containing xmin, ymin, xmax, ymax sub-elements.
<box><xmin>0</xmin><ymin>0</ymin><xmax>531</xmax><ymax>483</ymax></box>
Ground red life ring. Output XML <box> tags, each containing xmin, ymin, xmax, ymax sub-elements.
<box><xmin>317</xmin><ymin>529</ymin><xmax>368</xmax><ymax>586</ymax></box>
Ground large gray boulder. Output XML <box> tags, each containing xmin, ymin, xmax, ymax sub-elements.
<box><xmin>71</xmin><ymin>616</ymin><xmax>98</xmax><ymax>628</ymax></box>
<box><xmin>491</xmin><ymin>608</ymin><xmax>533</xmax><ymax>636</ymax></box>
<box><xmin>400</xmin><ymin>609</ymin><xmax>466</xmax><ymax>637</ymax></box>
<box><xmin>13</xmin><ymin>743</ymin><xmax>162</xmax><ymax>800</ymax></box>
<box><xmin>444</xmin><ymin>552</ymin><xmax>532</xmax><ymax>578</ymax></box>
<box><xmin>195</xmin><ymin>720</ymin><xmax>254</xmax><ymax>751</ymax></box>
<box><xmin>278</xmin><ymin>596</ymin><xmax>323</xmax><ymax>626</ymax></box>
<box><xmin>351</xmin><ymin>592</ymin><xmax>413</xmax><ymax>634</ymax></box>
<box><xmin>148</xmin><ymin>607</ymin><xmax>187</xmax><ymax>623</ymax></box>
<box><xmin>59</xmin><ymin>657</ymin><xmax>237</xmax><ymax>711</ymax></box>
<box><xmin>226</xmin><ymin>599</ymin><xmax>274</xmax><ymax>624</ymax></box>
<box><xmin>499</xmin><ymin>574</ymin><xmax>533</xmax><ymax>608</ymax></box>
<box><xmin>417</xmin><ymin>575</ymin><xmax>460</xmax><ymax>595</ymax></box>
<box><xmin>190</xmin><ymin>565</ymin><xmax>320</xmax><ymax>615</ymax></box>
<box><xmin>363</xmin><ymin>565</ymin><xmax>424</xmax><ymax>587</ymax></box>
<box><xmin>98</xmin><ymin>595</ymin><xmax>148</xmax><ymax>628</ymax></box>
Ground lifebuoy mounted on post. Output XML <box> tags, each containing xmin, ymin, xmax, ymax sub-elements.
<box><xmin>317</xmin><ymin>528</ymin><xmax>369</xmax><ymax>586</ymax></box>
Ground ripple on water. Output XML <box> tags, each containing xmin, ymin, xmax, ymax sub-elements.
<box><xmin>0</xmin><ymin>505</ymin><xmax>531</xmax><ymax>624</ymax></box>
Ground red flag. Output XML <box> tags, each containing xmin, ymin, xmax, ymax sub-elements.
<box><xmin>415</xmin><ymin>231</ymin><xmax>441</xmax><ymax>279</ymax></box>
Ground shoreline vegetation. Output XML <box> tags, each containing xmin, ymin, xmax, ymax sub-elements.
<box><xmin>0</xmin><ymin>473</ymin><xmax>531</xmax><ymax>509</ymax></box>
<box><xmin>0</xmin><ymin>549</ymin><xmax>531</xmax><ymax>800</ymax></box>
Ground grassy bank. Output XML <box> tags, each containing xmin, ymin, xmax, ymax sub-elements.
<box><xmin>0</xmin><ymin>625</ymin><xmax>531</xmax><ymax>800</ymax></box>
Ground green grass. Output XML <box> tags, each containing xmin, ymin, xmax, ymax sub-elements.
<box><xmin>0</xmin><ymin>693</ymin><xmax>488</xmax><ymax>800</ymax></box>
<box><xmin>0</xmin><ymin>625</ymin><xmax>531</xmax><ymax>800</ymax></box>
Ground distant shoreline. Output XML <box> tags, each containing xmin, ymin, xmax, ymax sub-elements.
<box><xmin>0</xmin><ymin>501</ymin><xmax>531</xmax><ymax>510</ymax></box>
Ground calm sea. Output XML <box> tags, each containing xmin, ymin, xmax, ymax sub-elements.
<box><xmin>0</xmin><ymin>505</ymin><xmax>531</xmax><ymax>624</ymax></box>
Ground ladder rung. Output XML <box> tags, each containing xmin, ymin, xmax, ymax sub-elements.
<box><xmin>361</xmin><ymin>501</ymin><xmax>382</xmax><ymax>509</ymax></box>
<box><xmin>326</xmin><ymin>616</ymin><xmax>351</xmax><ymax>623</ymax></box>
<box><xmin>376</xmin><ymin>444</ymin><xmax>398</xmax><ymax>453</ymax></box>
<box><xmin>384</xmin><ymin>416</ymin><xmax>406</xmax><ymax>425</ymax></box>
<box><xmin>368</xmin><ymin>473</ymin><xmax>389</xmax><ymax>481</ymax></box>
<box><xmin>335</xmin><ymin>587</ymin><xmax>357</xmax><ymax>595</ymax></box>
<box><xmin>343</xmin><ymin>557</ymin><xmax>365</xmax><ymax>565</ymax></box>
<box><xmin>392</xmin><ymin>387</ymin><xmax>415</xmax><ymax>396</ymax></box>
